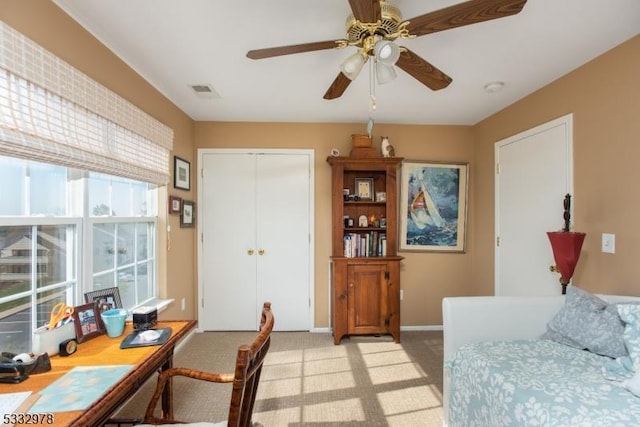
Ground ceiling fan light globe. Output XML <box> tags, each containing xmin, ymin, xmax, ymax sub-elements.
<box><xmin>374</xmin><ymin>40</ymin><xmax>400</xmax><ymax>66</ymax></box>
<box><xmin>376</xmin><ymin>63</ymin><xmax>397</xmax><ymax>85</ymax></box>
<box><xmin>340</xmin><ymin>52</ymin><xmax>366</xmax><ymax>80</ymax></box>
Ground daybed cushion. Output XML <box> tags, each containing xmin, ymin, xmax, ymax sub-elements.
<box><xmin>446</xmin><ymin>339</ymin><xmax>640</xmax><ymax>427</ymax></box>
<box><xmin>542</xmin><ymin>286</ymin><xmax>627</xmax><ymax>358</ymax></box>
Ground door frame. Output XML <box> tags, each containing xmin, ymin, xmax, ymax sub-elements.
<box><xmin>196</xmin><ymin>148</ymin><xmax>315</xmax><ymax>331</ymax></box>
<box><xmin>494</xmin><ymin>114</ymin><xmax>573</xmax><ymax>295</ymax></box>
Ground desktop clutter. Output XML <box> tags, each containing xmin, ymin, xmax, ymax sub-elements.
<box><xmin>3</xmin><ymin>299</ymin><xmax>162</xmax><ymax>384</ymax></box>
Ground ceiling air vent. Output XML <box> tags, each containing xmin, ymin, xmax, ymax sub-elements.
<box><xmin>189</xmin><ymin>83</ymin><xmax>220</xmax><ymax>99</ymax></box>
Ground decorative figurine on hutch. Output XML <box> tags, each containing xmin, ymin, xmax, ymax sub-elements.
<box><xmin>547</xmin><ymin>194</ymin><xmax>586</xmax><ymax>295</ymax></box>
<box><xmin>381</xmin><ymin>136</ymin><xmax>395</xmax><ymax>158</ymax></box>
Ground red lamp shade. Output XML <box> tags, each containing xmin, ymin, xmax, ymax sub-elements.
<box><xmin>547</xmin><ymin>231</ymin><xmax>586</xmax><ymax>290</ymax></box>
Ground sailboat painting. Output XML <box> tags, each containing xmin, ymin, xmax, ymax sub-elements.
<box><xmin>400</xmin><ymin>160</ymin><xmax>469</xmax><ymax>252</ymax></box>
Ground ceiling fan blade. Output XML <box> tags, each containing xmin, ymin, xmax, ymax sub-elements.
<box><xmin>348</xmin><ymin>0</ymin><xmax>382</xmax><ymax>23</ymax></box>
<box><xmin>247</xmin><ymin>40</ymin><xmax>341</xmax><ymax>60</ymax></box>
<box><xmin>396</xmin><ymin>49</ymin><xmax>452</xmax><ymax>91</ymax></box>
<box><xmin>323</xmin><ymin>72</ymin><xmax>353</xmax><ymax>100</ymax></box>
<box><xmin>405</xmin><ymin>0</ymin><xmax>527</xmax><ymax>37</ymax></box>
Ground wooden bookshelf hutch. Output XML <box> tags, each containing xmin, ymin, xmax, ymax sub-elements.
<box><xmin>327</xmin><ymin>145</ymin><xmax>403</xmax><ymax>344</ymax></box>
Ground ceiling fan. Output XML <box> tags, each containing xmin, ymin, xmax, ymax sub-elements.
<box><xmin>247</xmin><ymin>0</ymin><xmax>527</xmax><ymax>100</ymax></box>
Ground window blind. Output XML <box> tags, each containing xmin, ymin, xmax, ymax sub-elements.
<box><xmin>0</xmin><ymin>22</ymin><xmax>174</xmax><ymax>185</ymax></box>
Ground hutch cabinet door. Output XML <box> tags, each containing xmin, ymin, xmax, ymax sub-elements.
<box><xmin>347</xmin><ymin>263</ymin><xmax>389</xmax><ymax>335</ymax></box>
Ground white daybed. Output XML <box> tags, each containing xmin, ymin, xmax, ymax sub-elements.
<box><xmin>442</xmin><ymin>289</ymin><xmax>640</xmax><ymax>427</ymax></box>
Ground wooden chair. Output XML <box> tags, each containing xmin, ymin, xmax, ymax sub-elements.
<box><xmin>139</xmin><ymin>302</ymin><xmax>274</xmax><ymax>427</ymax></box>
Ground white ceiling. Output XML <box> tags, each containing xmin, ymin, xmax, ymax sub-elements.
<box><xmin>53</xmin><ymin>0</ymin><xmax>639</xmax><ymax>125</ymax></box>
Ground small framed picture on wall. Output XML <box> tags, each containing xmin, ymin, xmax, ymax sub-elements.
<box><xmin>174</xmin><ymin>156</ymin><xmax>191</xmax><ymax>191</ymax></box>
<box><xmin>181</xmin><ymin>200</ymin><xmax>195</xmax><ymax>228</ymax></box>
<box><xmin>169</xmin><ymin>195</ymin><xmax>182</xmax><ymax>214</ymax></box>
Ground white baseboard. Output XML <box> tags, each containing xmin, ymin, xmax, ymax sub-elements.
<box><xmin>189</xmin><ymin>325</ymin><xmax>443</xmax><ymax>335</ymax></box>
<box><xmin>310</xmin><ymin>325</ymin><xmax>443</xmax><ymax>334</ymax></box>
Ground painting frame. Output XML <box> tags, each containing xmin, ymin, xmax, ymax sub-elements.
<box><xmin>169</xmin><ymin>195</ymin><xmax>182</xmax><ymax>214</ymax></box>
<box><xmin>84</xmin><ymin>287</ymin><xmax>123</xmax><ymax>313</ymax></box>
<box><xmin>72</xmin><ymin>302</ymin><xmax>105</xmax><ymax>343</ymax></box>
<box><xmin>180</xmin><ymin>200</ymin><xmax>195</xmax><ymax>228</ymax></box>
<box><xmin>399</xmin><ymin>160</ymin><xmax>469</xmax><ymax>253</ymax></box>
<box><xmin>354</xmin><ymin>177</ymin><xmax>374</xmax><ymax>201</ymax></box>
<box><xmin>173</xmin><ymin>156</ymin><xmax>191</xmax><ymax>191</ymax></box>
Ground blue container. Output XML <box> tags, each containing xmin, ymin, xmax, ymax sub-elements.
<box><xmin>101</xmin><ymin>308</ymin><xmax>128</xmax><ymax>338</ymax></box>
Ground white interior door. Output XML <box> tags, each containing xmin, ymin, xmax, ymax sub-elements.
<box><xmin>495</xmin><ymin>114</ymin><xmax>573</xmax><ymax>296</ymax></box>
<box><xmin>198</xmin><ymin>150</ymin><xmax>313</xmax><ymax>331</ymax></box>
<box><xmin>200</xmin><ymin>153</ymin><xmax>257</xmax><ymax>330</ymax></box>
<box><xmin>256</xmin><ymin>154</ymin><xmax>310</xmax><ymax>330</ymax></box>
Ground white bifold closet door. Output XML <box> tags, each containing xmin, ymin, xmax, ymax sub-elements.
<box><xmin>199</xmin><ymin>150</ymin><xmax>311</xmax><ymax>331</ymax></box>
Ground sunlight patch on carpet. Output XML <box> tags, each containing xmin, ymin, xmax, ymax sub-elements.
<box><xmin>368</xmin><ymin>362</ymin><xmax>423</xmax><ymax>385</ymax></box>
<box><xmin>253</xmin><ymin>406</ymin><xmax>301</xmax><ymax>425</ymax></box>
<box><xmin>303</xmin><ymin>370</ymin><xmax>355</xmax><ymax>393</ymax></box>
<box><xmin>302</xmin><ymin>398</ymin><xmax>365</xmax><ymax>423</ymax></box>
<box><xmin>356</xmin><ymin>341</ymin><xmax>400</xmax><ymax>354</ymax></box>
<box><xmin>378</xmin><ymin>385</ymin><xmax>442</xmax><ymax>414</ymax></box>
<box><xmin>257</xmin><ymin>376</ymin><xmax>301</xmax><ymax>399</ymax></box>
<box><xmin>303</xmin><ymin>356</ymin><xmax>351</xmax><ymax>375</ymax></box>
<box><xmin>363</xmin><ymin>348</ymin><xmax>412</xmax><ymax>367</ymax></box>
<box><xmin>302</xmin><ymin>345</ymin><xmax>348</xmax><ymax>361</ymax></box>
<box><xmin>387</xmin><ymin>407</ymin><xmax>444</xmax><ymax>427</ymax></box>
<box><xmin>261</xmin><ymin>360</ymin><xmax>301</xmax><ymax>381</ymax></box>
<box><xmin>265</xmin><ymin>349</ymin><xmax>304</xmax><ymax>365</ymax></box>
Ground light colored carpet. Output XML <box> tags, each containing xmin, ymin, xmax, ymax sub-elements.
<box><xmin>114</xmin><ymin>331</ymin><xmax>444</xmax><ymax>426</ymax></box>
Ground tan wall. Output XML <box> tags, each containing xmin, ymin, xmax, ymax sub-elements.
<box><xmin>472</xmin><ymin>35</ymin><xmax>640</xmax><ymax>297</ymax></box>
<box><xmin>5</xmin><ymin>2</ymin><xmax>638</xmax><ymax>328</ymax></box>
<box><xmin>195</xmin><ymin>123</ymin><xmax>475</xmax><ymax>327</ymax></box>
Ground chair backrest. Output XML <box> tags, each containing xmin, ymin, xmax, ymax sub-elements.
<box><xmin>227</xmin><ymin>301</ymin><xmax>274</xmax><ymax>427</ymax></box>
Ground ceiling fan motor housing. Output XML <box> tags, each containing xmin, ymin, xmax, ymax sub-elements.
<box><xmin>346</xmin><ymin>2</ymin><xmax>403</xmax><ymax>43</ymax></box>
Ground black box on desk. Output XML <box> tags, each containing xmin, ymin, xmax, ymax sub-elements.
<box><xmin>132</xmin><ymin>306</ymin><xmax>157</xmax><ymax>330</ymax></box>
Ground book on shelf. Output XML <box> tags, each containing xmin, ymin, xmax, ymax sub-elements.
<box><xmin>343</xmin><ymin>232</ymin><xmax>387</xmax><ymax>257</ymax></box>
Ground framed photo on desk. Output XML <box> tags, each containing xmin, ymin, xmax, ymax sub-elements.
<box><xmin>73</xmin><ymin>303</ymin><xmax>105</xmax><ymax>343</ymax></box>
<box><xmin>84</xmin><ymin>287</ymin><xmax>122</xmax><ymax>313</ymax></box>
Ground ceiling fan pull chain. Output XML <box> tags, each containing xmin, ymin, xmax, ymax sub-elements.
<box><xmin>369</xmin><ymin>59</ymin><xmax>377</xmax><ymax>111</ymax></box>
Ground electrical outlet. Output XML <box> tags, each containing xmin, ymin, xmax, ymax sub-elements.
<box><xmin>400</xmin><ymin>290</ymin><xmax>404</xmax><ymax>300</ymax></box>
<box><xmin>181</xmin><ymin>297</ymin><xmax>186</xmax><ymax>311</ymax></box>
<box><xmin>602</xmin><ymin>233</ymin><xmax>615</xmax><ymax>254</ymax></box>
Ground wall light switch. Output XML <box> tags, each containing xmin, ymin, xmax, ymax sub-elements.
<box><xmin>602</xmin><ymin>233</ymin><xmax>615</xmax><ymax>254</ymax></box>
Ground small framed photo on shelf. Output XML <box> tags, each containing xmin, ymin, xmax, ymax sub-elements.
<box><xmin>72</xmin><ymin>302</ymin><xmax>105</xmax><ymax>343</ymax></box>
<box><xmin>173</xmin><ymin>156</ymin><xmax>191</xmax><ymax>191</ymax></box>
<box><xmin>84</xmin><ymin>287</ymin><xmax>123</xmax><ymax>313</ymax></box>
<box><xmin>181</xmin><ymin>200</ymin><xmax>195</xmax><ymax>228</ymax></box>
<box><xmin>355</xmin><ymin>178</ymin><xmax>374</xmax><ymax>201</ymax></box>
<box><xmin>169</xmin><ymin>195</ymin><xmax>182</xmax><ymax>214</ymax></box>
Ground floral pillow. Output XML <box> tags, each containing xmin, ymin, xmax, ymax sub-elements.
<box><xmin>603</xmin><ymin>304</ymin><xmax>640</xmax><ymax>386</ymax></box>
<box><xmin>542</xmin><ymin>285</ymin><xmax>627</xmax><ymax>358</ymax></box>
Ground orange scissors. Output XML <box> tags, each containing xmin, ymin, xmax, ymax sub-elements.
<box><xmin>48</xmin><ymin>303</ymin><xmax>74</xmax><ymax>329</ymax></box>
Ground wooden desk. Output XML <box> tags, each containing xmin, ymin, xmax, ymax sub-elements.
<box><xmin>0</xmin><ymin>320</ymin><xmax>196</xmax><ymax>427</ymax></box>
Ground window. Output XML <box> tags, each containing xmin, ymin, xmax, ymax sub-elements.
<box><xmin>0</xmin><ymin>156</ymin><xmax>157</xmax><ymax>353</ymax></box>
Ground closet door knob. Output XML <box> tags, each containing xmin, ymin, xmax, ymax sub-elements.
<box><xmin>247</xmin><ymin>249</ymin><xmax>255</xmax><ymax>255</ymax></box>
<box><xmin>258</xmin><ymin>249</ymin><xmax>265</xmax><ymax>256</ymax></box>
